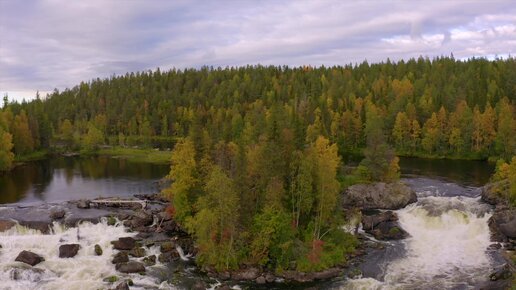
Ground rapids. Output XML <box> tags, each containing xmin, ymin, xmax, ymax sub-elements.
<box><xmin>340</xmin><ymin>179</ymin><xmax>498</xmax><ymax>290</ymax></box>
<box><xmin>0</xmin><ymin>218</ymin><xmax>175</xmax><ymax>290</ymax></box>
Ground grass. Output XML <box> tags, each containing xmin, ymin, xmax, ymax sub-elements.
<box><xmin>14</xmin><ymin>149</ymin><xmax>49</xmax><ymax>162</ymax></box>
<box><xmin>96</xmin><ymin>147</ymin><xmax>172</xmax><ymax>164</ymax></box>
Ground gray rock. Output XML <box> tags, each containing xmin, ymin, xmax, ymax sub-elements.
<box><xmin>113</xmin><ymin>281</ymin><xmax>129</xmax><ymax>290</ymax></box>
<box><xmin>362</xmin><ymin>211</ymin><xmax>397</xmax><ymax>230</ymax></box>
<box><xmin>15</xmin><ymin>250</ymin><xmax>45</xmax><ymax>266</ymax></box>
<box><xmin>231</xmin><ymin>267</ymin><xmax>260</xmax><ymax>281</ymax></box>
<box><xmin>49</xmin><ymin>207</ymin><xmax>66</xmax><ymax>219</ymax></box>
<box><xmin>342</xmin><ymin>182</ymin><xmax>417</xmax><ymax>210</ymax></box>
<box><xmin>128</xmin><ymin>247</ymin><xmax>145</xmax><ymax>258</ymax></box>
<box><xmin>499</xmin><ymin>218</ymin><xmax>516</xmax><ymax>239</ymax></box>
<box><xmin>112</xmin><ymin>252</ymin><xmax>129</xmax><ymax>264</ymax></box>
<box><xmin>192</xmin><ymin>281</ymin><xmax>207</xmax><ymax>290</ymax></box>
<box><xmin>489</xmin><ymin>264</ymin><xmax>512</xmax><ymax>281</ymax></box>
<box><xmin>158</xmin><ymin>251</ymin><xmax>179</xmax><ymax>263</ymax></box>
<box><xmin>77</xmin><ymin>200</ymin><xmax>90</xmax><ymax>209</ymax></box>
<box><xmin>160</xmin><ymin>241</ymin><xmax>175</xmax><ymax>253</ymax></box>
<box><xmin>115</xmin><ymin>261</ymin><xmax>145</xmax><ymax>273</ymax></box>
<box><xmin>112</xmin><ymin>237</ymin><xmax>136</xmax><ymax>250</ymax></box>
<box><xmin>313</xmin><ymin>268</ymin><xmax>342</xmax><ymax>280</ymax></box>
<box><xmin>130</xmin><ymin>211</ymin><xmax>153</xmax><ymax>228</ymax></box>
<box><xmin>59</xmin><ymin>244</ymin><xmax>80</xmax><ymax>258</ymax></box>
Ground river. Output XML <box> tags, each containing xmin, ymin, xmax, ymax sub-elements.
<box><xmin>0</xmin><ymin>156</ymin><xmax>503</xmax><ymax>289</ymax></box>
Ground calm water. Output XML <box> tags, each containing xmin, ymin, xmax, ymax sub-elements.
<box><xmin>0</xmin><ymin>156</ymin><xmax>169</xmax><ymax>205</ymax></box>
<box><xmin>0</xmin><ymin>155</ymin><xmax>494</xmax><ymax>205</ymax></box>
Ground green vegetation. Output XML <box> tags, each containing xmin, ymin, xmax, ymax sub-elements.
<box><xmin>164</xmin><ymin>135</ymin><xmax>358</xmax><ymax>272</ymax></box>
<box><xmin>97</xmin><ymin>147</ymin><xmax>172</xmax><ymax>164</ymax></box>
<box><xmin>491</xmin><ymin>157</ymin><xmax>516</xmax><ymax>207</ymax></box>
<box><xmin>0</xmin><ymin>57</ymin><xmax>514</xmax><ymax>174</ymax></box>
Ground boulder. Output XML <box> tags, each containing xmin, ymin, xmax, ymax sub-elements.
<box><xmin>368</xmin><ymin>221</ymin><xmax>408</xmax><ymax>240</ymax></box>
<box><xmin>59</xmin><ymin>244</ymin><xmax>81</xmax><ymax>258</ymax></box>
<box><xmin>481</xmin><ymin>181</ymin><xmax>510</xmax><ymax>206</ymax></box>
<box><xmin>77</xmin><ymin>200</ymin><xmax>90</xmax><ymax>209</ymax></box>
<box><xmin>115</xmin><ymin>261</ymin><xmax>145</xmax><ymax>273</ymax></box>
<box><xmin>15</xmin><ymin>250</ymin><xmax>45</xmax><ymax>266</ymax></box>
<box><xmin>265</xmin><ymin>273</ymin><xmax>276</xmax><ymax>283</ymax></box>
<box><xmin>113</xmin><ymin>281</ymin><xmax>129</xmax><ymax>290</ymax></box>
<box><xmin>128</xmin><ymin>247</ymin><xmax>145</xmax><ymax>258</ymax></box>
<box><xmin>0</xmin><ymin>219</ymin><xmax>16</xmax><ymax>232</ymax></box>
<box><xmin>18</xmin><ymin>221</ymin><xmax>51</xmax><ymax>234</ymax></box>
<box><xmin>192</xmin><ymin>281</ymin><xmax>208</xmax><ymax>290</ymax></box>
<box><xmin>130</xmin><ymin>210</ymin><xmax>153</xmax><ymax>228</ymax></box>
<box><xmin>499</xmin><ymin>218</ymin><xmax>516</xmax><ymax>239</ymax></box>
<box><xmin>112</xmin><ymin>252</ymin><xmax>129</xmax><ymax>264</ymax></box>
<box><xmin>362</xmin><ymin>211</ymin><xmax>397</xmax><ymax>230</ymax></box>
<box><xmin>160</xmin><ymin>241</ymin><xmax>175</xmax><ymax>253</ymax></box>
<box><xmin>231</xmin><ymin>267</ymin><xmax>260</xmax><ymax>280</ymax></box>
<box><xmin>158</xmin><ymin>251</ymin><xmax>179</xmax><ymax>263</ymax></box>
<box><xmin>112</xmin><ymin>237</ymin><xmax>136</xmax><ymax>250</ymax></box>
<box><xmin>143</xmin><ymin>255</ymin><xmax>156</xmax><ymax>266</ymax></box>
<box><xmin>342</xmin><ymin>182</ymin><xmax>417</xmax><ymax>210</ymax></box>
<box><xmin>49</xmin><ymin>207</ymin><xmax>66</xmax><ymax>219</ymax></box>
<box><xmin>94</xmin><ymin>244</ymin><xmax>103</xmax><ymax>256</ymax></box>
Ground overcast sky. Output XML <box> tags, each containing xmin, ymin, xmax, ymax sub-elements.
<box><xmin>1</xmin><ymin>0</ymin><xmax>515</xmax><ymax>103</ymax></box>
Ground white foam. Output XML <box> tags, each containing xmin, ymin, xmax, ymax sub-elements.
<box><xmin>0</xmin><ymin>219</ymin><xmax>177</xmax><ymax>290</ymax></box>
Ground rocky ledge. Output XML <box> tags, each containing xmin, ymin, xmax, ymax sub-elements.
<box><xmin>342</xmin><ymin>181</ymin><xmax>417</xmax><ymax>210</ymax></box>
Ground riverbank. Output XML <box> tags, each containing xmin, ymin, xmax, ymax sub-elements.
<box><xmin>96</xmin><ymin>147</ymin><xmax>172</xmax><ymax>164</ymax></box>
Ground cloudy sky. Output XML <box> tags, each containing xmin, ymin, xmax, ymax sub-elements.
<box><xmin>1</xmin><ymin>0</ymin><xmax>515</xmax><ymax>103</ymax></box>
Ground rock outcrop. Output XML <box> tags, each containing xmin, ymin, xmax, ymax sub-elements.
<box><xmin>362</xmin><ymin>211</ymin><xmax>408</xmax><ymax>240</ymax></box>
<box><xmin>115</xmin><ymin>261</ymin><xmax>145</xmax><ymax>273</ymax></box>
<box><xmin>342</xmin><ymin>182</ymin><xmax>417</xmax><ymax>210</ymax></box>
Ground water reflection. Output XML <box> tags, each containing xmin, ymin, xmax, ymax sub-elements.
<box><xmin>0</xmin><ymin>156</ymin><xmax>169</xmax><ymax>204</ymax></box>
<box><xmin>398</xmin><ymin>157</ymin><xmax>494</xmax><ymax>186</ymax></box>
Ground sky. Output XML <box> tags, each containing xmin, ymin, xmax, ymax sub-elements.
<box><xmin>1</xmin><ymin>0</ymin><xmax>515</xmax><ymax>103</ymax></box>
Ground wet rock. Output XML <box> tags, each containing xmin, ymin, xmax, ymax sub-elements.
<box><xmin>143</xmin><ymin>255</ymin><xmax>156</xmax><ymax>266</ymax></box>
<box><xmin>499</xmin><ymin>218</ymin><xmax>516</xmax><ymax>239</ymax></box>
<box><xmin>160</xmin><ymin>241</ymin><xmax>175</xmax><ymax>253</ymax></box>
<box><xmin>281</xmin><ymin>270</ymin><xmax>314</xmax><ymax>282</ymax></box>
<box><xmin>112</xmin><ymin>237</ymin><xmax>136</xmax><ymax>250</ymax></box>
<box><xmin>130</xmin><ymin>210</ymin><xmax>153</xmax><ymax>228</ymax></box>
<box><xmin>113</xmin><ymin>281</ymin><xmax>129</xmax><ymax>290</ymax></box>
<box><xmin>481</xmin><ymin>180</ymin><xmax>509</xmax><ymax>206</ymax></box>
<box><xmin>0</xmin><ymin>219</ymin><xmax>16</xmax><ymax>232</ymax></box>
<box><xmin>77</xmin><ymin>200</ymin><xmax>90</xmax><ymax>209</ymax></box>
<box><xmin>15</xmin><ymin>250</ymin><xmax>45</xmax><ymax>266</ymax></box>
<box><xmin>489</xmin><ymin>264</ymin><xmax>512</xmax><ymax>281</ymax></box>
<box><xmin>94</xmin><ymin>244</ymin><xmax>103</xmax><ymax>256</ymax></box>
<box><xmin>59</xmin><ymin>244</ymin><xmax>81</xmax><ymax>258</ymax></box>
<box><xmin>192</xmin><ymin>281</ymin><xmax>208</xmax><ymax>290</ymax></box>
<box><xmin>107</xmin><ymin>216</ymin><xmax>117</xmax><ymax>226</ymax></box>
<box><xmin>158</xmin><ymin>251</ymin><xmax>179</xmax><ymax>263</ymax></box>
<box><xmin>256</xmin><ymin>276</ymin><xmax>266</xmax><ymax>284</ymax></box>
<box><xmin>489</xmin><ymin>206</ymin><xmax>516</xmax><ymax>242</ymax></box>
<box><xmin>9</xmin><ymin>266</ymin><xmax>45</xmax><ymax>281</ymax></box>
<box><xmin>342</xmin><ymin>182</ymin><xmax>417</xmax><ymax>210</ymax></box>
<box><xmin>128</xmin><ymin>247</ymin><xmax>146</xmax><ymax>258</ymax></box>
<box><xmin>112</xmin><ymin>252</ymin><xmax>129</xmax><ymax>264</ymax></box>
<box><xmin>18</xmin><ymin>221</ymin><xmax>51</xmax><ymax>234</ymax></box>
<box><xmin>160</xmin><ymin>220</ymin><xmax>178</xmax><ymax>233</ymax></box>
<box><xmin>49</xmin><ymin>207</ymin><xmax>66</xmax><ymax>219</ymax></box>
<box><xmin>362</xmin><ymin>211</ymin><xmax>397</xmax><ymax>230</ymax></box>
<box><xmin>115</xmin><ymin>261</ymin><xmax>145</xmax><ymax>273</ymax></box>
<box><xmin>216</xmin><ymin>285</ymin><xmax>231</xmax><ymax>290</ymax></box>
<box><xmin>369</xmin><ymin>222</ymin><xmax>408</xmax><ymax>240</ymax></box>
<box><xmin>232</xmin><ymin>267</ymin><xmax>260</xmax><ymax>280</ymax></box>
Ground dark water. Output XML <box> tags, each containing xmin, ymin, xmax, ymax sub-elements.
<box><xmin>0</xmin><ymin>156</ymin><xmax>169</xmax><ymax>205</ymax></box>
<box><xmin>398</xmin><ymin>157</ymin><xmax>495</xmax><ymax>186</ymax></box>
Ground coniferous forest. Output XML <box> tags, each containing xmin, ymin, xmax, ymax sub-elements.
<box><xmin>1</xmin><ymin>56</ymin><xmax>515</xmax><ymax>272</ymax></box>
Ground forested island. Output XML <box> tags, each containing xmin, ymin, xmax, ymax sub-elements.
<box><xmin>0</xmin><ymin>57</ymin><xmax>515</xmax><ymax>283</ymax></box>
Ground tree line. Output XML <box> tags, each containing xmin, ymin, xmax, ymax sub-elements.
<box><xmin>1</xmin><ymin>56</ymin><xmax>514</xmax><ymax>172</ymax></box>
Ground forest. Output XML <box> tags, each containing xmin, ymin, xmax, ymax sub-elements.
<box><xmin>0</xmin><ymin>56</ymin><xmax>515</xmax><ymax>272</ymax></box>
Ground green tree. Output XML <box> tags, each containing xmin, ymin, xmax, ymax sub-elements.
<box><xmin>0</xmin><ymin>128</ymin><xmax>14</xmax><ymax>171</ymax></box>
<box><xmin>11</xmin><ymin>110</ymin><xmax>34</xmax><ymax>155</ymax></box>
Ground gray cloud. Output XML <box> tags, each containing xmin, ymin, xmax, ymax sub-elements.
<box><xmin>0</xmin><ymin>0</ymin><xmax>515</xmax><ymax>102</ymax></box>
